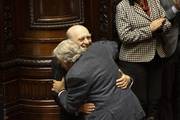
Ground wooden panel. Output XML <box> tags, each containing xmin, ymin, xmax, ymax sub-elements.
<box><xmin>4</xmin><ymin>79</ymin><xmax>19</xmax><ymax>105</ymax></box>
<box><xmin>0</xmin><ymin>83</ymin><xmax>3</xmax><ymax>98</ymax></box>
<box><xmin>0</xmin><ymin>66</ymin><xmax>18</xmax><ymax>82</ymax></box>
<box><xmin>17</xmin><ymin>37</ymin><xmax>64</xmax><ymax>58</ymax></box>
<box><xmin>6</xmin><ymin>104</ymin><xmax>21</xmax><ymax>120</ymax></box>
<box><xmin>20</xmin><ymin>79</ymin><xmax>52</xmax><ymax>100</ymax></box>
<box><xmin>20</xmin><ymin>67</ymin><xmax>52</xmax><ymax>79</ymax></box>
<box><xmin>19</xmin><ymin>99</ymin><xmax>60</xmax><ymax>120</ymax></box>
<box><xmin>30</xmin><ymin>0</ymin><xmax>84</xmax><ymax>28</ymax></box>
<box><xmin>0</xmin><ymin>103</ymin><xmax>3</xmax><ymax>120</ymax></box>
<box><xmin>0</xmin><ymin>0</ymin><xmax>16</xmax><ymax>60</ymax></box>
<box><xmin>0</xmin><ymin>0</ymin><xmax>3</xmax><ymax>59</ymax></box>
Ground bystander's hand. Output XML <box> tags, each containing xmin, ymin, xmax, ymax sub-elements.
<box><xmin>150</xmin><ymin>17</ymin><xmax>165</xmax><ymax>32</ymax></box>
<box><xmin>51</xmin><ymin>79</ymin><xmax>65</xmax><ymax>93</ymax></box>
<box><xmin>116</xmin><ymin>73</ymin><xmax>132</xmax><ymax>89</ymax></box>
<box><xmin>79</xmin><ymin>103</ymin><xmax>95</xmax><ymax>114</ymax></box>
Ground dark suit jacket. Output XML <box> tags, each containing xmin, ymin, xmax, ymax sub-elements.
<box><xmin>160</xmin><ymin>0</ymin><xmax>179</xmax><ymax>20</ymax></box>
<box><xmin>160</xmin><ymin>0</ymin><xmax>179</xmax><ymax>56</ymax></box>
<box><xmin>57</xmin><ymin>41</ymin><xmax>145</xmax><ymax>120</ymax></box>
<box><xmin>51</xmin><ymin>57</ymin><xmax>81</xmax><ymax>120</ymax></box>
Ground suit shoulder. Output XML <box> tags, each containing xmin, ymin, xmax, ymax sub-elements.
<box><xmin>67</xmin><ymin>57</ymin><xmax>100</xmax><ymax>78</ymax></box>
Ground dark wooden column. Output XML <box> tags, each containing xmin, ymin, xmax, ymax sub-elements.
<box><xmin>0</xmin><ymin>3</ymin><xmax>3</xmax><ymax>120</ymax></box>
<box><xmin>0</xmin><ymin>0</ymin><xmax>19</xmax><ymax>119</ymax></box>
<box><xmin>15</xmin><ymin>0</ymin><xmax>86</xmax><ymax>120</ymax></box>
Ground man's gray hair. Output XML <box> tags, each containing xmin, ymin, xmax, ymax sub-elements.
<box><xmin>53</xmin><ymin>39</ymin><xmax>86</xmax><ymax>63</ymax></box>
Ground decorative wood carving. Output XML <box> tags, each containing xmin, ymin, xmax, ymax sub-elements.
<box><xmin>20</xmin><ymin>79</ymin><xmax>52</xmax><ymax>100</ymax></box>
<box><xmin>29</xmin><ymin>0</ymin><xmax>84</xmax><ymax>28</ymax></box>
<box><xmin>0</xmin><ymin>59</ymin><xmax>52</xmax><ymax>68</ymax></box>
<box><xmin>112</xmin><ymin>0</ymin><xmax>121</xmax><ymax>39</ymax></box>
<box><xmin>0</xmin><ymin>60</ymin><xmax>17</xmax><ymax>68</ymax></box>
<box><xmin>99</xmin><ymin>0</ymin><xmax>109</xmax><ymax>33</ymax></box>
<box><xmin>0</xmin><ymin>83</ymin><xmax>3</xmax><ymax>98</ymax></box>
<box><xmin>4</xmin><ymin>79</ymin><xmax>19</xmax><ymax>104</ymax></box>
<box><xmin>3</xmin><ymin>0</ymin><xmax>15</xmax><ymax>56</ymax></box>
<box><xmin>98</xmin><ymin>0</ymin><xmax>121</xmax><ymax>40</ymax></box>
<box><xmin>18</xmin><ymin>59</ymin><xmax>52</xmax><ymax>66</ymax></box>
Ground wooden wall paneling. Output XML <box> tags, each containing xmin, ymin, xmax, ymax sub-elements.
<box><xmin>14</xmin><ymin>0</ymin><xmax>85</xmax><ymax>120</ymax></box>
<box><xmin>2</xmin><ymin>0</ymin><xmax>16</xmax><ymax>60</ymax></box>
<box><xmin>0</xmin><ymin>1</ymin><xmax>4</xmax><ymax>119</ymax></box>
<box><xmin>0</xmin><ymin>0</ymin><xmax>3</xmax><ymax>60</ymax></box>
<box><xmin>0</xmin><ymin>0</ymin><xmax>19</xmax><ymax>119</ymax></box>
<box><xmin>17</xmin><ymin>37</ymin><xmax>63</xmax><ymax>58</ymax></box>
<box><xmin>111</xmin><ymin>0</ymin><xmax>122</xmax><ymax>41</ymax></box>
<box><xmin>0</xmin><ymin>69</ymin><xmax>4</xmax><ymax>120</ymax></box>
<box><xmin>91</xmin><ymin>0</ymin><xmax>120</xmax><ymax>41</ymax></box>
<box><xmin>1</xmin><ymin>65</ymin><xmax>20</xmax><ymax>120</ymax></box>
<box><xmin>83</xmin><ymin>0</ymin><xmax>96</xmax><ymax>40</ymax></box>
<box><xmin>29</xmin><ymin>0</ymin><xmax>84</xmax><ymax>28</ymax></box>
<box><xmin>83</xmin><ymin>0</ymin><xmax>114</xmax><ymax>41</ymax></box>
<box><xmin>1</xmin><ymin>0</ymin><xmax>119</xmax><ymax>119</ymax></box>
<box><xmin>17</xmin><ymin>63</ymin><xmax>58</xmax><ymax>120</ymax></box>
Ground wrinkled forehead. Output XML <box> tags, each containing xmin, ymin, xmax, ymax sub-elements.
<box><xmin>69</xmin><ymin>27</ymin><xmax>90</xmax><ymax>39</ymax></box>
<box><xmin>76</xmin><ymin>29</ymin><xmax>91</xmax><ymax>38</ymax></box>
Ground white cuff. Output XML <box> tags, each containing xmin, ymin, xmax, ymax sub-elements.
<box><xmin>58</xmin><ymin>90</ymin><xmax>65</xmax><ymax>97</ymax></box>
<box><xmin>172</xmin><ymin>5</ymin><xmax>179</xmax><ymax>14</ymax></box>
<box><xmin>128</xmin><ymin>77</ymin><xmax>134</xmax><ymax>88</ymax></box>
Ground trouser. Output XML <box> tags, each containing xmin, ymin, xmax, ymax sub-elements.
<box><xmin>60</xmin><ymin>108</ymin><xmax>82</xmax><ymax>120</ymax></box>
<box><xmin>118</xmin><ymin>54</ymin><xmax>165</xmax><ymax>118</ymax></box>
<box><xmin>174</xmin><ymin>36</ymin><xmax>180</xmax><ymax>120</ymax></box>
<box><xmin>175</xmin><ymin>59</ymin><xmax>180</xmax><ymax>120</ymax></box>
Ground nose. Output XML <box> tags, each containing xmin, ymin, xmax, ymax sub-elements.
<box><xmin>84</xmin><ymin>38</ymin><xmax>91</xmax><ymax>45</ymax></box>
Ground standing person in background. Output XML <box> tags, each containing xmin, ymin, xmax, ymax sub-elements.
<box><xmin>160</xmin><ymin>0</ymin><xmax>180</xmax><ymax>119</ymax></box>
<box><xmin>115</xmin><ymin>0</ymin><xmax>173</xmax><ymax>119</ymax></box>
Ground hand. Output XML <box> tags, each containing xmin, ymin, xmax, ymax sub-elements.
<box><xmin>51</xmin><ymin>79</ymin><xmax>65</xmax><ymax>93</ymax></box>
<box><xmin>150</xmin><ymin>17</ymin><xmax>165</xmax><ymax>32</ymax></box>
<box><xmin>116</xmin><ymin>74</ymin><xmax>131</xmax><ymax>89</ymax></box>
<box><xmin>79</xmin><ymin>103</ymin><xmax>95</xmax><ymax>114</ymax></box>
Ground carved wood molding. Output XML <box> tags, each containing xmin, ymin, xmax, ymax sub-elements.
<box><xmin>3</xmin><ymin>0</ymin><xmax>15</xmax><ymax>56</ymax></box>
<box><xmin>18</xmin><ymin>59</ymin><xmax>52</xmax><ymax>67</ymax></box>
<box><xmin>99</xmin><ymin>0</ymin><xmax>109</xmax><ymax>33</ymax></box>
<box><xmin>18</xmin><ymin>37</ymin><xmax>65</xmax><ymax>43</ymax></box>
<box><xmin>0</xmin><ymin>59</ymin><xmax>17</xmax><ymax>69</ymax></box>
<box><xmin>29</xmin><ymin>0</ymin><xmax>84</xmax><ymax>28</ymax></box>
<box><xmin>112</xmin><ymin>0</ymin><xmax>121</xmax><ymax>39</ymax></box>
<box><xmin>0</xmin><ymin>83</ymin><xmax>3</xmax><ymax>98</ymax></box>
<box><xmin>20</xmin><ymin>79</ymin><xmax>53</xmax><ymax>100</ymax></box>
<box><xmin>0</xmin><ymin>58</ymin><xmax>52</xmax><ymax>68</ymax></box>
<box><xmin>98</xmin><ymin>0</ymin><xmax>121</xmax><ymax>40</ymax></box>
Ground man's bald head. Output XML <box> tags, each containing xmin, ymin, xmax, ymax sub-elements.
<box><xmin>66</xmin><ymin>25</ymin><xmax>92</xmax><ymax>48</ymax></box>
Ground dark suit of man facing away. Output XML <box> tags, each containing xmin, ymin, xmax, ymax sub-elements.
<box><xmin>160</xmin><ymin>0</ymin><xmax>180</xmax><ymax>119</ymax></box>
<box><xmin>54</xmin><ymin>40</ymin><xmax>145</xmax><ymax>120</ymax></box>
